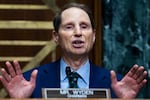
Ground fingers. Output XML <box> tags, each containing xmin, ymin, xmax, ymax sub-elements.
<box><xmin>0</xmin><ymin>68</ymin><xmax>12</xmax><ymax>88</ymax></box>
<box><xmin>0</xmin><ymin>75</ymin><xmax>8</xmax><ymax>88</ymax></box>
<box><xmin>0</xmin><ymin>60</ymin><xmax>22</xmax><ymax>83</ymax></box>
<box><xmin>110</xmin><ymin>70</ymin><xmax>117</xmax><ymax>85</ymax></box>
<box><xmin>126</xmin><ymin>64</ymin><xmax>147</xmax><ymax>84</ymax></box>
<box><xmin>13</xmin><ymin>60</ymin><xmax>22</xmax><ymax>75</ymax></box>
<box><xmin>127</xmin><ymin>65</ymin><xmax>146</xmax><ymax>79</ymax></box>
<box><xmin>126</xmin><ymin>64</ymin><xmax>139</xmax><ymax>77</ymax></box>
<box><xmin>136</xmin><ymin>70</ymin><xmax>147</xmax><ymax>84</ymax></box>
<box><xmin>0</xmin><ymin>68</ymin><xmax>11</xmax><ymax>82</ymax></box>
<box><xmin>5</xmin><ymin>61</ymin><xmax>16</xmax><ymax>78</ymax></box>
<box><xmin>138</xmin><ymin>79</ymin><xmax>147</xmax><ymax>89</ymax></box>
<box><xmin>132</xmin><ymin>66</ymin><xmax>145</xmax><ymax>80</ymax></box>
<box><xmin>5</xmin><ymin>60</ymin><xmax>22</xmax><ymax>77</ymax></box>
<box><xmin>30</xmin><ymin>69</ymin><xmax>38</xmax><ymax>85</ymax></box>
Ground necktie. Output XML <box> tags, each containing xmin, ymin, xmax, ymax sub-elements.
<box><xmin>68</xmin><ymin>72</ymin><xmax>80</xmax><ymax>88</ymax></box>
<box><xmin>66</xmin><ymin>67</ymin><xmax>81</xmax><ymax>88</ymax></box>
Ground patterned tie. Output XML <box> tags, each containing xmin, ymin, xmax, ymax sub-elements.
<box><xmin>66</xmin><ymin>67</ymin><xmax>81</xmax><ymax>88</ymax></box>
<box><xmin>68</xmin><ymin>72</ymin><xmax>80</xmax><ymax>88</ymax></box>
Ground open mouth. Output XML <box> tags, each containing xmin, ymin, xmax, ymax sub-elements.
<box><xmin>72</xmin><ymin>40</ymin><xmax>84</xmax><ymax>48</ymax></box>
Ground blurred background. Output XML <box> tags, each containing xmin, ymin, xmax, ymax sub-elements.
<box><xmin>0</xmin><ymin>0</ymin><xmax>149</xmax><ymax>98</ymax></box>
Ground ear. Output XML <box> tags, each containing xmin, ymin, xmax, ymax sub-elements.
<box><xmin>92</xmin><ymin>29</ymin><xmax>96</xmax><ymax>43</ymax></box>
<box><xmin>52</xmin><ymin>30</ymin><xmax>59</xmax><ymax>44</ymax></box>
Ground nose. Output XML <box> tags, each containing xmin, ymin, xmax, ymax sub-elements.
<box><xmin>74</xmin><ymin>26</ymin><xmax>82</xmax><ymax>37</ymax></box>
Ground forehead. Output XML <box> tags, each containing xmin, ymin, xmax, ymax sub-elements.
<box><xmin>61</xmin><ymin>7</ymin><xmax>90</xmax><ymax>23</ymax></box>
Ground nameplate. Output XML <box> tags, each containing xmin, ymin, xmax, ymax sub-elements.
<box><xmin>42</xmin><ymin>88</ymin><xmax>110</xmax><ymax>98</ymax></box>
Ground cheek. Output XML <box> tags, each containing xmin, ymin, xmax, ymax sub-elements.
<box><xmin>86</xmin><ymin>34</ymin><xmax>95</xmax><ymax>43</ymax></box>
<box><xmin>58</xmin><ymin>35</ymin><xmax>70</xmax><ymax>45</ymax></box>
<box><xmin>85</xmin><ymin>35</ymin><xmax>95</xmax><ymax>49</ymax></box>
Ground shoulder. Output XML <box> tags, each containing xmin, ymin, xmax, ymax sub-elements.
<box><xmin>23</xmin><ymin>59</ymin><xmax>60</xmax><ymax>80</ymax></box>
<box><xmin>90</xmin><ymin>63</ymin><xmax>123</xmax><ymax>81</ymax></box>
<box><xmin>90</xmin><ymin>63</ymin><xmax>110</xmax><ymax>75</ymax></box>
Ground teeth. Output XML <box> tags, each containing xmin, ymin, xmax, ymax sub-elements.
<box><xmin>76</xmin><ymin>41</ymin><xmax>80</xmax><ymax>44</ymax></box>
<box><xmin>74</xmin><ymin>40</ymin><xmax>82</xmax><ymax>44</ymax></box>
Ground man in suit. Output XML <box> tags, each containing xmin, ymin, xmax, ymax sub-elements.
<box><xmin>0</xmin><ymin>2</ymin><xmax>147</xmax><ymax>98</ymax></box>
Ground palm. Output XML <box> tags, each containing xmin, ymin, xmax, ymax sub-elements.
<box><xmin>6</xmin><ymin>75</ymin><xmax>35</xmax><ymax>98</ymax></box>
<box><xmin>0</xmin><ymin>60</ymin><xmax>38</xmax><ymax>98</ymax></box>
<box><xmin>111</xmin><ymin>65</ymin><xmax>147</xmax><ymax>98</ymax></box>
<box><xmin>112</xmin><ymin>75</ymin><xmax>139</xmax><ymax>98</ymax></box>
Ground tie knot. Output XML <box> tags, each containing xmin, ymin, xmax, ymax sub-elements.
<box><xmin>70</xmin><ymin>72</ymin><xmax>80</xmax><ymax>78</ymax></box>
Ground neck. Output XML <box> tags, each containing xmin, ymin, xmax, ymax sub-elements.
<box><xmin>62</xmin><ymin>54</ymin><xmax>88</xmax><ymax>71</ymax></box>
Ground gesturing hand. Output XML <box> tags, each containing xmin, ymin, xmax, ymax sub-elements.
<box><xmin>111</xmin><ymin>64</ymin><xmax>147</xmax><ymax>98</ymax></box>
<box><xmin>0</xmin><ymin>60</ymin><xmax>38</xmax><ymax>98</ymax></box>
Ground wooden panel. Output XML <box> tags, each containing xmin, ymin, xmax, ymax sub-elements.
<box><xmin>0</xmin><ymin>62</ymin><xmax>29</xmax><ymax>69</ymax></box>
<box><xmin>55</xmin><ymin>0</ymin><xmax>70</xmax><ymax>8</ymax></box>
<box><xmin>0</xmin><ymin>0</ymin><xmax>102</xmax><ymax>98</ymax></box>
<box><xmin>0</xmin><ymin>9</ymin><xmax>54</xmax><ymax>20</ymax></box>
<box><xmin>0</xmin><ymin>0</ymin><xmax>101</xmax><ymax>73</ymax></box>
<box><xmin>0</xmin><ymin>46</ymin><xmax>43</xmax><ymax>56</ymax></box>
<box><xmin>0</xmin><ymin>0</ymin><xmax>44</xmax><ymax>4</ymax></box>
<box><xmin>0</xmin><ymin>29</ymin><xmax>52</xmax><ymax>40</ymax></box>
<box><xmin>0</xmin><ymin>0</ymin><xmax>57</xmax><ymax>70</ymax></box>
<box><xmin>76</xmin><ymin>0</ymin><xmax>94</xmax><ymax>10</ymax></box>
<box><xmin>93</xmin><ymin>0</ymin><xmax>102</xmax><ymax>66</ymax></box>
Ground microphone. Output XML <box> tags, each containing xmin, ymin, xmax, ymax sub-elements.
<box><xmin>66</xmin><ymin>66</ymin><xmax>71</xmax><ymax>77</ymax></box>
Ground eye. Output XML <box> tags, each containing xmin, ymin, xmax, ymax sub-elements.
<box><xmin>64</xmin><ymin>24</ymin><xmax>73</xmax><ymax>30</ymax></box>
<box><xmin>80</xmin><ymin>23</ymin><xmax>89</xmax><ymax>29</ymax></box>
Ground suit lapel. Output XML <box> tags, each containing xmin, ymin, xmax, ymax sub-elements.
<box><xmin>89</xmin><ymin>63</ymin><xmax>110</xmax><ymax>88</ymax></box>
<box><xmin>40</xmin><ymin>59</ymin><xmax>61</xmax><ymax>88</ymax></box>
<box><xmin>89</xmin><ymin>63</ymin><xmax>97</xmax><ymax>88</ymax></box>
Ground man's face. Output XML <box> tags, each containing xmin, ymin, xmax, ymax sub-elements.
<box><xmin>54</xmin><ymin>7</ymin><xmax>95</xmax><ymax>56</ymax></box>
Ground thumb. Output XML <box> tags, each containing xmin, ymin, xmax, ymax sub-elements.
<box><xmin>110</xmin><ymin>70</ymin><xmax>117</xmax><ymax>85</ymax></box>
<box><xmin>30</xmin><ymin>69</ymin><xmax>38</xmax><ymax>84</ymax></box>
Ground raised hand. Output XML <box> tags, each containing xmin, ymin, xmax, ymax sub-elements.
<box><xmin>0</xmin><ymin>60</ymin><xmax>38</xmax><ymax>98</ymax></box>
<box><xmin>110</xmin><ymin>64</ymin><xmax>147</xmax><ymax>98</ymax></box>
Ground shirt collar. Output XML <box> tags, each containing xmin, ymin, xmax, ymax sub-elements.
<box><xmin>60</xmin><ymin>58</ymin><xmax>90</xmax><ymax>85</ymax></box>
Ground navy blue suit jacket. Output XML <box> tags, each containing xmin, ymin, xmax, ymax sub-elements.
<box><xmin>23</xmin><ymin>59</ymin><xmax>122</xmax><ymax>98</ymax></box>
